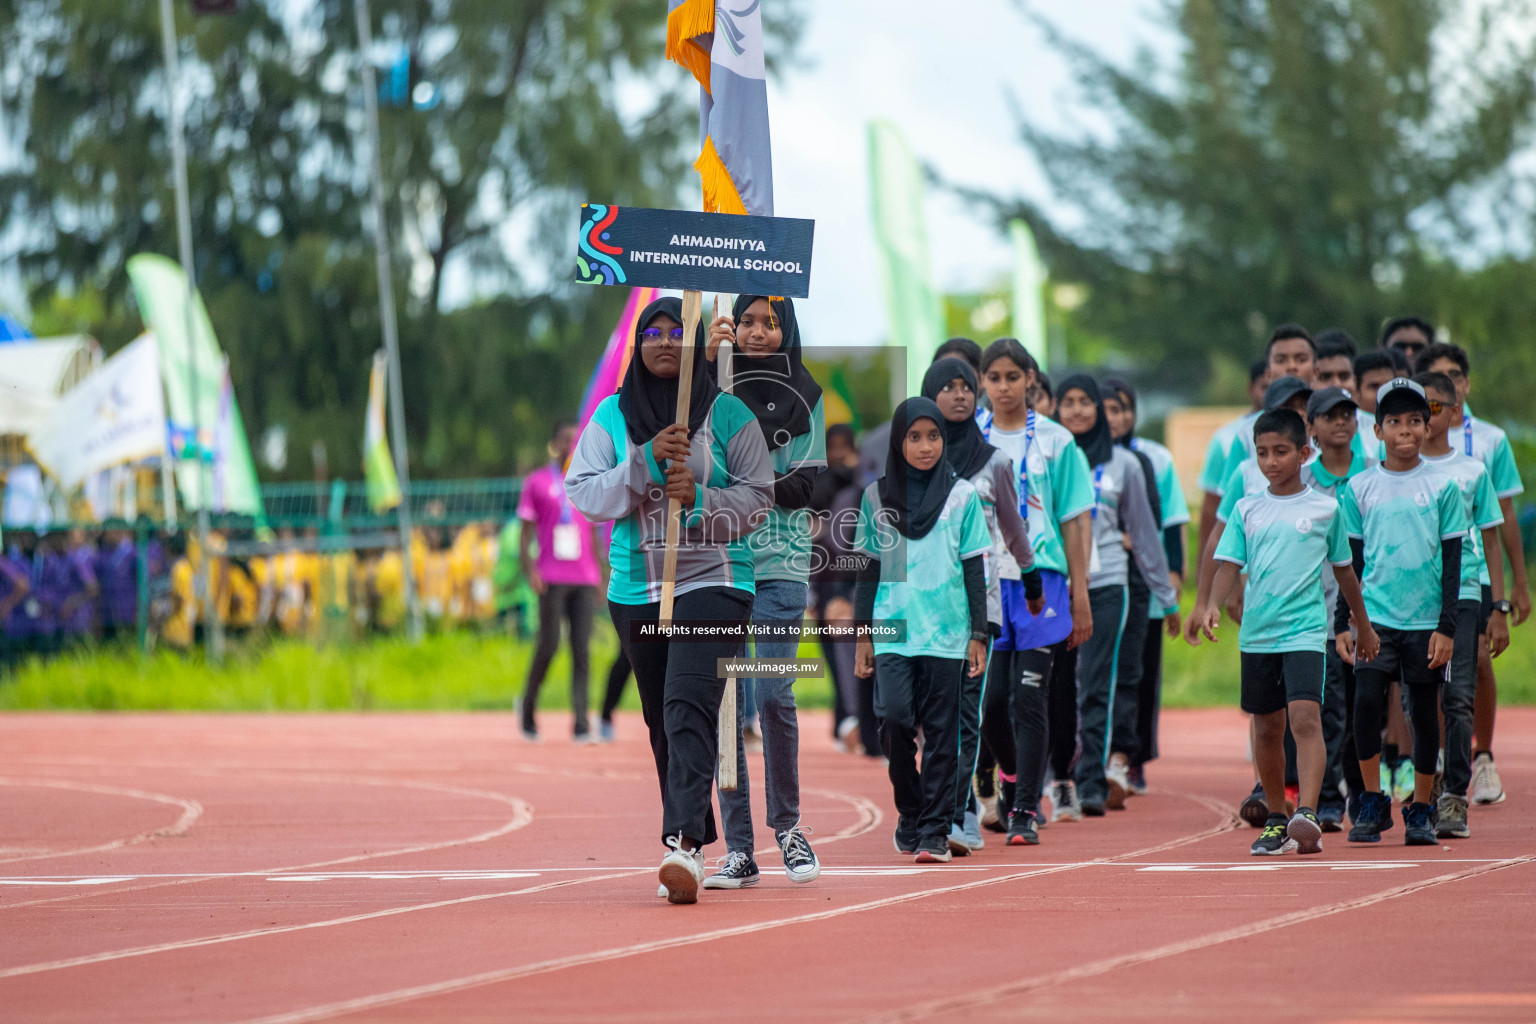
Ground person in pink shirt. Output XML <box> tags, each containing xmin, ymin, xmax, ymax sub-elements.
<box><xmin>517</xmin><ymin>420</ymin><xmax>602</xmax><ymax>742</ymax></box>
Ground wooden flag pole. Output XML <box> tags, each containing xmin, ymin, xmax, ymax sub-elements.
<box><xmin>657</xmin><ymin>288</ymin><xmax>702</xmax><ymax>630</ymax></box>
<box><xmin>713</xmin><ymin>295</ymin><xmax>739</xmax><ymax>792</ymax></box>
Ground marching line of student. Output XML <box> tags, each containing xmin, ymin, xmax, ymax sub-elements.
<box><xmin>557</xmin><ymin>300</ymin><xmax>1525</xmax><ymax>904</ymax></box>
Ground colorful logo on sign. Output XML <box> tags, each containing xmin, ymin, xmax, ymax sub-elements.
<box><xmin>577</xmin><ymin>204</ymin><xmax>626</xmax><ymax>285</ymax></box>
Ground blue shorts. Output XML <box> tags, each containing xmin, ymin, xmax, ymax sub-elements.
<box><xmin>995</xmin><ymin>570</ymin><xmax>1073</xmax><ymax>651</ymax></box>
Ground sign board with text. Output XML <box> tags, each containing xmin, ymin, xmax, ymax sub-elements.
<box><xmin>576</xmin><ymin>204</ymin><xmax>814</xmax><ymax>298</ymax></box>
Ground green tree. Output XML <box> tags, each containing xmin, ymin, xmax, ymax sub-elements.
<box><xmin>0</xmin><ymin>0</ymin><xmax>802</xmax><ymax>478</ymax></box>
<box><xmin>976</xmin><ymin>0</ymin><xmax>1536</xmax><ymax>401</ymax></box>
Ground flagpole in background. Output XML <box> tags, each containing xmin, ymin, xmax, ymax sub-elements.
<box><xmin>158</xmin><ymin>0</ymin><xmax>222</xmax><ymax>662</ymax></box>
<box><xmin>355</xmin><ymin>0</ymin><xmax>420</xmax><ymax>641</ymax></box>
<box><xmin>868</xmin><ymin>120</ymin><xmax>942</xmax><ymax>412</ymax></box>
<box><xmin>1009</xmin><ymin>219</ymin><xmax>1049</xmax><ymax>372</ymax></box>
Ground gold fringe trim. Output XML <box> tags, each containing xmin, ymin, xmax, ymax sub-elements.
<box><xmin>695</xmin><ymin>136</ymin><xmax>747</xmax><ymax>215</ymax></box>
<box><xmin>666</xmin><ymin>0</ymin><xmax>714</xmax><ymax>94</ymax></box>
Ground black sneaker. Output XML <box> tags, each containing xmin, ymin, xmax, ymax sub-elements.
<box><xmin>893</xmin><ymin>820</ymin><xmax>920</xmax><ymax>855</ymax></box>
<box><xmin>702</xmin><ymin>850</ymin><xmax>760</xmax><ymax>889</ymax></box>
<box><xmin>1402</xmin><ymin>801</ymin><xmax>1436</xmax><ymax>846</ymax></box>
<box><xmin>1006</xmin><ymin>811</ymin><xmax>1040</xmax><ymax>846</ymax></box>
<box><xmin>1287</xmin><ymin>807</ymin><xmax>1323</xmax><ymax>855</ymax></box>
<box><xmin>914</xmin><ymin>838</ymin><xmax>952</xmax><ymax>863</ymax></box>
<box><xmin>1080</xmin><ymin>789</ymin><xmax>1107</xmax><ymax>817</ymax></box>
<box><xmin>1239</xmin><ymin>782</ymin><xmax>1268</xmax><ymax>828</ymax></box>
<box><xmin>1346</xmin><ymin>789</ymin><xmax>1363</xmax><ymax>826</ymax></box>
<box><xmin>1250</xmin><ymin>813</ymin><xmax>1297</xmax><ymax>856</ymax></box>
<box><xmin>1347</xmin><ymin>791</ymin><xmax>1393</xmax><ymax>843</ymax></box>
<box><xmin>777</xmin><ymin>825</ymin><xmax>820</xmax><ymax>883</ymax></box>
<box><xmin>1316</xmin><ymin>802</ymin><xmax>1345</xmax><ymax>833</ymax></box>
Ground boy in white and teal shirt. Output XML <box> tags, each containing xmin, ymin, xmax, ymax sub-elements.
<box><xmin>1337</xmin><ymin>379</ymin><xmax>1468</xmax><ymax>847</ymax></box>
<box><xmin>1413</xmin><ymin>371</ymin><xmax>1506</xmax><ymax>840</ymax></box>
<box><xmin>1195</xmin><ymin>408</ymin><xmax>1375</xmax><ymax>858</ymax></box>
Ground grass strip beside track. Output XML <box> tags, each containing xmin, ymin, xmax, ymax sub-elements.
<box><xmin>4</xmin><ymin>604</ymin><xmax>1536</xmax><ymax>710</ymax></box>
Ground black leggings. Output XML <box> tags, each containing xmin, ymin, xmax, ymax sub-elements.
<box><xmin>521</xmin><ymin>584</ymin><xmax>594</xmax><ymax>735</ymax></box>
<box><xmin>1354</xmin><ymin>668</ymin><xmax>1441</xmax><ymax>776</ymax></box>
<box><xmin>610</xmin><ymin>587</ymin><xmax>753</xmax><ymax>848</ymax></box>
<box><xmin>980</xmin><ymin>644</ymin><xmax>1073</xmax><ymax>816</ymax></box>
<box><xmin>600</xmin><ymin>648</ymin><xmax>632</xmax><ymax>721</ymax></box>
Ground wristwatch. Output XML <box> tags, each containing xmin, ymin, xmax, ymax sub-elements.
<box><xmin>1492</xmin><ymin>600</ymin><xmax>1513</xmax><ymax>615</ymax></box>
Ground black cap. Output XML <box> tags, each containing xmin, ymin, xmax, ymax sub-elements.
<box><xmin>1306</xmin><ymin>387</ymin><xmax>1357</xmax><ymax>419</ymax></box>
<box><xmin>1376</xmin><ymin>377</ymin><xmax>1430</xmax><ymax>418</ymax></box>
<box><xmin>1263</xmin><ymin>375</ymin><xmax>1312</xmax><ymax>412</ymax></box>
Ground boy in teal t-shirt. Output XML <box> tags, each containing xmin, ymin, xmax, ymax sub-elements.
<box><xmin>1193</xmin><ymin>408</ymin><xmax>1375</xmax><ymax>857</ymax></box>
<box><xmin>1337</xmin><ymin>379</ymin><xmax>1468</xmax><ymax>847</ymax></box>
<box><xmin>1413</xmin><ymin>371</ymin><xmax>1507</xmax><ymax>839</ymax></box>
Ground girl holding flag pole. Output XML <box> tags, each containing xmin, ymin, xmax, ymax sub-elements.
<box><xmin>565</xmin><ymin>296</ymin><xmax>773</xmax><ymax>904</ymax></box>
<box><xmin>701</xmin><ymin>294</ymin><xmax>827</xmax><ymax>890</ymax></box>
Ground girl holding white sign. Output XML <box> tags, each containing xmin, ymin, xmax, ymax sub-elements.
<box><xmin>565</xmin><ymin>296</ymin><xmax>773</xmax><ymax>905</ymax></box>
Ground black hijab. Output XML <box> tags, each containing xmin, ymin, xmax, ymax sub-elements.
<box><xmin>717</xmin><ymin>294</ymin><xmax>823</xmax><ymax>451</ymax></box>
<box><xmin>617</xmin><ymin>296</ymin><xmax>720</xmax><ymax>445</ymax></box>
<box><xmin>878</xmin><ymin>397</ymin><xmax>958</xmax><ymax>540</ymax></box>
<box><xmin>1058</xmin><ymin>374</ymin><xmax>1114</xmax><ymax>469</ymax></box>
<box><xmin>1104</xmin><ymin>377</ymin><xmax>1162</xmax><ymax>526</ymax></box>
<box><xmin>920</xmin><ymin>357</ymin><xmax>996</xmax><ymax>478</ymax></box>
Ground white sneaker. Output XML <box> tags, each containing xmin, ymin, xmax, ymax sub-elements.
<box><xmin>1051</xmin><ymin>780</ymin><xmax>1082</xmax><ymax>822</ymax></box>
<box><xmin>1105</xmin><ymin>754</ymin><xmax>1131</xmax><ymax>811</ymax></box>
<box><xmin>1471</xmin><ymin>753</ymin><xmax>1506</xmax><ymax>805</ymax></box>
<box><xmin>834</xmin><ymin>716</ymin><xmax>860</xmax><ymax>754</ymax></box>
<box><xmin>656</xmin><ymin>883</ymin><xmax>668</xmax><ymax>898</ymax></box>
<box><xmin>658</xmin><ymin>835</ymin><xmax>705</xmax><ymax>904</ymax></box>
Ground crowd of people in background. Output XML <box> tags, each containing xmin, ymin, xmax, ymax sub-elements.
<box><xmin>0</xmin><ymin>518</ymin><xmax>541</xmax><ymax>667</ymax></box>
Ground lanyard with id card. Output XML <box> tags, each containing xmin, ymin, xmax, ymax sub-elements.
<box><xmin>550</xmin><ymin>474</ymin><xmax>583</xmax><ymax>562</ymax></box>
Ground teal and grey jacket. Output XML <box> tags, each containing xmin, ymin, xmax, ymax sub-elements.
<box><xmin>566</xmin><ymin>392</ymin><xmax>774</xmax><ymax>605</ymax></box>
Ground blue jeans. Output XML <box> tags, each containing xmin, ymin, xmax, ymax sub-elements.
<box><xmin>720</xmin><ymin>579</ymin><xmax>807</xmax><ymax>853</ymax></box>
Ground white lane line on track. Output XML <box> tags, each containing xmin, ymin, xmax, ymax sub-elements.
<box><xmin>0</xmin><ymin>779</ymin><xmax>881</xmax><ymax>977</ymax></box>
<box><xmin>213</xmin><ymin>791</ymin><xmax>1242</xmax><ymax>1024</ymax></box>
<box><xmin>0</xmin><ymin>858</ymin><xmax>1486</xmax><ymax>885</ymax></box>
<box><xmin>0</xmin><ymin>871</ymin><xmax>639</xmax><ymax>981</ymax></box>
<box><xmin>851</xmin><ymin>854</ymin><xmax>1536</xmax><ymax>1023</ymax></box>
<box><xmin>0</xmin><ymin>774</ymin><xmax>534</xmax><ymax>912</ymax></box>
<box><xmin>0</xmin><ymin>778</ymin><xmax>203</xmax><ymax>866</ymax></box>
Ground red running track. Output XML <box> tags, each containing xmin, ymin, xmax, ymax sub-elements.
<box><xmin>1</xmin><ymin>708</ymin><xmax>1534</xmax><ymax>1023</ymax></box>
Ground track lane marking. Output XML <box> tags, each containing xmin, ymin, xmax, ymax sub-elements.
<box><xmin>212</xmin><ymin>792</ymin><xmax>1239</xmax><ymax>1024</ymax></box>
<box><xmin>0</xmin><ymin>872</ymin><xmax>638</xmax><ymax>981</ymax></box>
<box><xmin>0</xmin><ymin>779</ymin><xmax>202</xmax><ymax>865</ymax></box>
<box><xmin>0</xmin><ymin>774</ymin><xmax>532</xmax><ymax>911</ymax></box>
<box><xmin>0</xmin><ymin>780</ymin><xmax>879</xmax><ymax>975</ymax></box>
<box><xmin>851</xmin><ymin>855</ymin><xmax>1536</xmax><ymax>1023</ymax></box>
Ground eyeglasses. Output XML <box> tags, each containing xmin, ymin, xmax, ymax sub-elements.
<box><xmin>641</xmin><ymin>327</ymin><xmax>685</xmax><ymax>344</ymax></box>
<box><xmin>1427</xmin><ymin>400</ymin><xmax>1445</xmax><ymax>415</ymax></box>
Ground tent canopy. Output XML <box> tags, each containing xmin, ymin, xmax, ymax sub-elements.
<box><xmin>0</xmin><ymin>336</ymin><xmax>100</xmax><ymax>395</ymax></box>
<box><xmin>0</xmin><ymin>336</ymin><xmax>101</xmax><ymax>438</ymax></box>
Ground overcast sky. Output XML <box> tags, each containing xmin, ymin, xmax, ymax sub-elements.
<box><xmin>764</xmin><ymin>0</ymin><xmax>1159</xmax><ymax>348</ymax></box>
<box><xmin>1</xmin><ymin>1</ymin><xmax>1164</xmax><ymax>343</ymax></box>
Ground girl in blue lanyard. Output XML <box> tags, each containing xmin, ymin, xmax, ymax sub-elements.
<box><xmin>974</xmin><ymin>339</ymin><xmax>1097</xmax><ymax>846</ymax></box>
<box><xmin>1055</xmin><ymin>376</ymin><xmax>1179</xmax><ymax>817</ymax></box>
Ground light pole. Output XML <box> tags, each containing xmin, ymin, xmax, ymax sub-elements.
<box><xmin>354</xmin><ymin>0</ymin><xmax>421</xmax><ymax>641</ymax></box>
<box><xmin>157</xmin><ymin>0</ymin><xmax>222</xmax><ymax>661</ymax></box>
